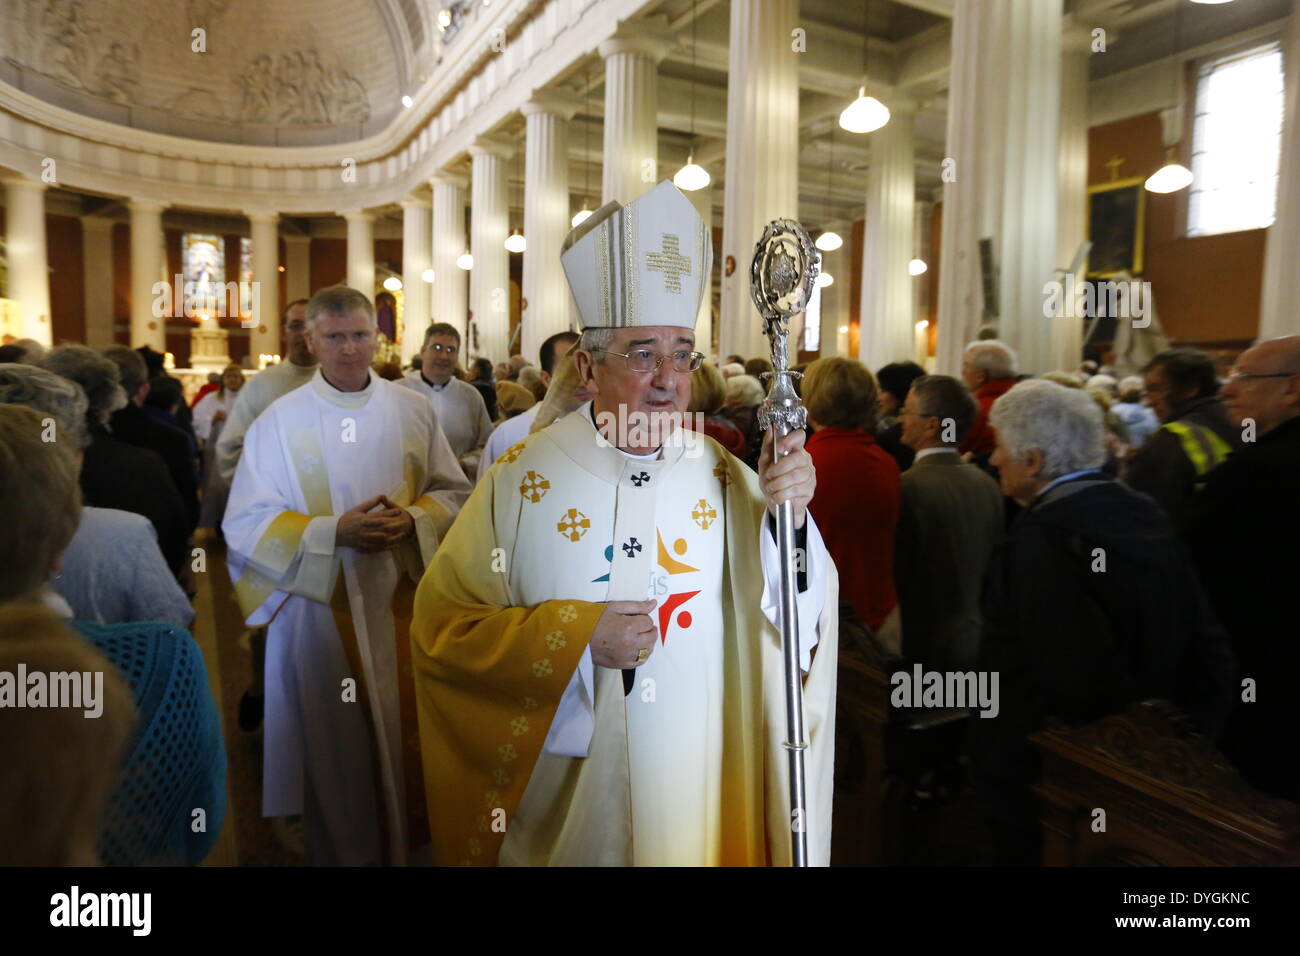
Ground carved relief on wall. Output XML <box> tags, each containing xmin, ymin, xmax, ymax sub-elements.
<box><xmin>4</xmin><ymin>0</ymin><xmax>375</xmax><ymax>128</ymax></box>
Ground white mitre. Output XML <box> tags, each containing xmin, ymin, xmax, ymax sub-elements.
<box><xmin>560</xmin><ymin>180</ymin><xmax>712</xmax><ymax>330</ymax></box>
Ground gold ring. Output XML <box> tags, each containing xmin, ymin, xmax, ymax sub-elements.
<box><xmin>636</xmin><ymin>648</ymin><xmax>649</xmax><ymax>664</ymax></box>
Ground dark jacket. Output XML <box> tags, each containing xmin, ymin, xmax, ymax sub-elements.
<box><xmin>109</xmin><ymin>403</ymin><xmax>199</xmax><ymax>531</ymax></box>
<box><xmin>895</xmin><ymin>450</ymin><xmax>1004</xmax><ymax>671</ymax></box>
<box><xmin>81</xmin><ymin>428</ymin><xmax>191</xmax><ymax>575</ymax></box>
<box><xmin>470</xmin><ymin>378</ymin><xmax>498</xmax><ymax>421</ymax></box>
<box><xmin>970</xmin><ymin>474</ymin><xmax>1235</xmax><ymax>863</ymax></box>
<box><xmin>1124</xmin><ymin>395</ymin><xmax>1240</xmax><ymax>526</ymax></box>
<box><xmin>1184</xmin><ymin>414</ymin><xmax>1300</xmax><ymax>800</ymax></box>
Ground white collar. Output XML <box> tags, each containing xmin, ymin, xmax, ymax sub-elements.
<box><xmin>310</xmin><ymin>368</ymin><xmax>377</xmax><ymax>409</ymax></box>
<box><xmin>915</xmin><ymin>446</ymin><xmax>959</xmax><ymax>461</ymax></box>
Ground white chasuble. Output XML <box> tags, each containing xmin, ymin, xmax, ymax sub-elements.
<box><xmin>411</xmin><ymin>404</ymin><xmax>838</xmax><ymax>866</ymax></box>
<box><xmin>224</xmin><ymin>371</ymin><xmax>471</xmax><ymax>865</ymax></box>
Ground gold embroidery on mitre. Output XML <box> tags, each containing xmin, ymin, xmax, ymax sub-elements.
<box><xmin>646</xmin><ymin>233</ymin><xmax>692</xmax><ymax>294</ymax></box>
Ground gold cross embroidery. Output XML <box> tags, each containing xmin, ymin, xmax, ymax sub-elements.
<box><xmin>645</xmin><ymin>233</ymin><xmax>692</xmax><ymax>294</ymax></box>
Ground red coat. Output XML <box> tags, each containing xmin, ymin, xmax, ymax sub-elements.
<box><xmin>805</xmin><ymin>427</ymin><xmax>900</xmax><ymax>632</ymax></box>
<box><xmin>959</xmin><ymin>377</ymin><xmax>1018</xmax><ymax>458</ymax></box>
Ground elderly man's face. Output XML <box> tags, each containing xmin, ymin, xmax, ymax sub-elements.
<box><xmin>284</xmin><ymin>303</ymin><xmax>313</xmax><ymax>365</ymax></box>
<box><xmin>899</xmin><ymin>390</ymin><xmax>934</xmax><ymax>451</ymax></box>
<box><xmin>1221</xmin><ymin>340</ymin><xmax>1300</xmax><ymax>435</ymax></box>
<box><xmin>420</xmin><ymin>333</ymin><xmax>460</xmax><ymax>384</ymax></box>
<box><xmin>989</xmin><ymin>434</ymin><xmax>1043</xmax><ymax>505</ymax></box>
<box><xmin>961</xmin><ymin>361</ymin><xmax>984</xmax><ymax>391</ymax></box>
<box><xmin>577</xmin><ymin>325</ymin><xmax>695</xmax><ymax>446</ymax></box>
<box><xmin>307</xmin><ymin>309</ymin><xmax>375</xmax><ymax>391</ymax></box>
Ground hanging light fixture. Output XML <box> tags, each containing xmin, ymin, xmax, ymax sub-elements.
<box><xmin>421</xmin><ymin>268</ymin><xmax>435</xmax><ymax>283</ymax></box>
<box><xmin>674</xmin><ymin>1</ymin><xmax>711</xmax><ymax>192</ymax></box>
<box><xmin>1146</xmin><ymin>4</ymin><xmax>1194</xmax><ymax>194</ymax></box>
<box><xmin>383</xmin><ymin>275</ymin><xmax>403</xmax><ymax>292</ymax></box>
<box><xmin>815</xmin><ymin>130</ymin><xmax>843</xmax><ymax>251</ymax></box>
<box><xmin>572</xmin><ymin>66</ymin><xmax>595</xmax><ymax>227</ymax></box>
<box><xmin>816</xmin><ymin>272</ymin><xmax>834</xmax><ymax>288</ymax></box>
<box><xmin>908</xmin><ymin>258</ymin><xmax>928</xmax><ymax>276</ymax></box>
<box><xmin>456</xmin><ymin>252</ymin><xmax>474</xmax><ymax>270</ymax></box>
<box><xmin>839</xmin><ymin>2</ymin><xmax>890</xmax><ymax>134</ymax></box>
<box><xmin>504</xmin><ymin>229</ymin><xmax>527</xmax><ymax>253</ymax></box>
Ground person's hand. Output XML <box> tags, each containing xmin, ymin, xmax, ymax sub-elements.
<box><xmin>588</xmin><ymin>600</ymin><xmax>658</xmax><ymax>669</ymax></box>
<box><xmin>758</xmin><ymin>428</ymin><xmax>815</xmax><ymax>529</ymax></box>
<box><xmin>336</xmin><ymin>496</ymin><xmax>410</xmax><ymax>553</ymax></box>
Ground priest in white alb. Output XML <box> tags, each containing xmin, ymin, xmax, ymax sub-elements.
<box><xmin>411</xmin><ymin>181</ymin><xmax>838</xmax><ymax>866</ymax></box>
<box><xmin>400</xmin><ymin>322</ymin><xmax>494</xmax><ymax>476</ymax></box>
<box><xmin>225</xmin><ymin>286</ymin><xmax>471</xmax><ymax>866</ymax></box>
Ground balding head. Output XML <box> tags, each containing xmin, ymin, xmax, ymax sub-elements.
<box><xmin>1221</xmin><ymin>335</ymin><xmax>1300</xmax><ymax>435</ymax></box>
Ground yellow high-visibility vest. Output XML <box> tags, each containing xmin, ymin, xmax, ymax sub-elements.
<box><xmin>1161</xmin><ymin>420</ymin><xmax>1233</xmax><ymax>485</ymax></box>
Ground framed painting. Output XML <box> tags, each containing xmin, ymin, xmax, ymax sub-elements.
<box><xmin>1087</xmin><ymin>176</ymin><xmax>1146</xmax><ymax>278</ymax></box>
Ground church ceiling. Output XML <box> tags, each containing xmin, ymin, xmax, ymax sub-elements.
<box><xmin>0</xmin><ymin>0</ymin><xmax>424</xmax><ymax>144</ymax></box>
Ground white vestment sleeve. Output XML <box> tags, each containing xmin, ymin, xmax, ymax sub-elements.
<box><xmin>540</xmin><ymin>648</ymin><xmax>596</xmax><ymax>757</ymax></box>
<box><xmin>400</xmin><ymin>403</ymin><xmax>473</xmax><ymax>573</ymax></box>
<box><xmin>759</xmin><ymin>512</ymin><xmax>828</xmax><ymax>674</ymax></box>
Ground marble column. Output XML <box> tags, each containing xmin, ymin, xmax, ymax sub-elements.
<box><xmin>685</xmin><ymin>183</ymin><xmax>714</xmax><ymax>357</ymax></box>
<box><xmin>1260</xmin><ymin>7</ymin><xmax>1300</xmax><ymax>337</ymax></box>
<box><xmin>343</xmin><ymin>210</ymin><xmax>375</xmax><ymax>297</ymax></box>
<box><xmin>522</xmin><ymin>92</ymin><xmax>579</xmax><ymax>362</ymax></box>
<box><xmin>470</xmin><ymin>138</ymin><xmax>513</xmax><ymax>363</ymax></box>
<box><xmin>859</xmin><ymin>105</ymin><xmax>916</xmax><ymax>373</ymax></box>
<box><xmin>935</xmin><ymin>0</ymin><xmax>1062</xmax><ymax>376</ymax></box>
<box><xmin>247</xmin><ymin>212</ymin><xmax>281</xmax><ymax>360</ymax></box>
<box><xmin>719</xmin><ymin>0</ymin><xmax>800</xmax><ymax>362</ymax></box>
<box><xmin>400</xmin><ymin>196</ymin><xmax>432</xmax><ymax>364</ymax></box>
<box><xmin>1053</xmin><ymin>24</ymin><xmax>1091</xmax><ymax>369</ymax></box>
<box><xmin>430</xmin><ymin>173</ymin><xmax>469</xmax><ymax>340</ymax></box>
<box><xmin>599</xmin><ymin>25</ymin><xmax>672</xmax><ymax>205</ymax></box>
<box><xmin>2</xmin><ymin>177</ymin><xmax>51</xmax><ymax>344</ymax></box>
<box><xmin>80</xmin><ymin>215</ymin><xmax>115</xmax><ymax>349</ymax></box>
<box><xmin>282</xmin><ymin>235</ymin><xmax>311</xmax><ymax>304</ymax></box>
<box><xmin>129</xmin><ymin>199</ymin><xmax>166</xmax><ymax>350</ymax></box>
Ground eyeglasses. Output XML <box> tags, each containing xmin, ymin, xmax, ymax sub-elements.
<box><xmin>591</xmin><ymin>348</ymin><xmax>705</xmax><ymax>373</ymax></box>
<box><xmin>425</xmin><ymin>343</ymin><xmax>458</xmax><ymax>354</ymax></box>
<box><xmin>1226</xmin><ymin>369</ymin><xmax>1295</xmax><ymax>384</ymax></box>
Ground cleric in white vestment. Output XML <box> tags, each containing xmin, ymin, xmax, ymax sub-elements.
<box><xmin>411</xmin><ymin>181</ymin><xmax>838</xmax><ymax>866</ymax></box>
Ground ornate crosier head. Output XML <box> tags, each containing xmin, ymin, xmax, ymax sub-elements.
<box><xmin>750</xmin><ymin>220</ymin><xmax>819</xmax><ymax>434</ymax></box>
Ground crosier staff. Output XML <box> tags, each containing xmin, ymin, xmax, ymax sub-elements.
<box><xmin>750</xmin><ymin>219</ymin><xmax>820</xmax><ymax>867</ymax></box>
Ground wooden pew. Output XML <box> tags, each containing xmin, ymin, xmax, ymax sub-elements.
<box><xmin>1032</xmin><ymin>699</ymin><xmax>1300</xmax><ymax>866</ymax></box>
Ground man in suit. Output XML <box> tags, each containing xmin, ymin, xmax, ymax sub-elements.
<box><xmin>894</xmin><ymin>374</ymin><xmax>1004</xmax><ymax>671</ymax></box>
<box><xmin>1184</xmin><ymin>335</ymin><xmax>1300</xmax><ymax>800</ymax></box>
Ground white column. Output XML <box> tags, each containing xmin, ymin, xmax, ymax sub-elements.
<box><xmin>247</xmin><ymin>212</ymin><xmax>282</xmax><ymax>359</ymax></box>
<box><xmin>283</xmin><ymin>235</ymin><xmax>311</xmax><ymax>304</ymax></box>
<box><xmin>129</xmin><ymin>198</ymin><xmax>166</xmax><ymax>350</ymax></box>
<box><xmin>859</xmin><ymin>106</ymin><xmax>916</xmax><ymax>373</ymax></box>
<box><xmin>81</xmin><ymin>216</ymin><xmax>115</xmax><ymax>349</ymax></box>
<box><xmin>343</xmin><ymin>210</ymin><xmax>375</xmax><ymax>297</ymax></box>
<box><xmin>719</xmin><ymin>0</ymin><xmax>800</xmax><ymax>362</ymax></box>
<box><xmin>935</xmin><ymin>0</ymin><xmax>1062</xmax><ymax>376</ymax></box>
<box><xmin>2</xmin><ymin>177</ymin><xmax>51</xmax><ymax>344</ymax></box>
<box><xmin>685</xmin><ymin>183</ymin><xmax>714</xmax><ymax>357</ymax></box>
<box><xmin>470</xmin><ymin>138</ymin><xmax>513</xmax><ymax>363</ymax></box>
<box><xmin>430</xmin><ymin>173</ymin><xmax>468</xmax><ymax>339</ymax></box>
<box><xmin>522</xmin><ymin>92</ymin><xmax>579</xmax><ymax>362</ymax></box>
<box><xmin>913</xmin><ymin>198</ymin><xmax>935</xmax><ymax>365</ymax></box>
<box><xmin>1261</xmin><ymin>7</ymin><xmax>1300</xmax><ymax>337</ymax></box>
<box><xmin>400</xmin><ymin>197</ymin><xmax>432</xmax><ymax>363</ymax></box>
<box><xmin>1053</xmin><ymin>26</ymin><xmax>1090</xmax><ymax>369</ymax></box>
<box><xmin>817</xmin><ymin>224</ymin><xmax>850</xmax><ymax>360</ymax></box>
<box><xmin>599</xmin><ymin>26</ymin><xmax>671</xmax><ymax>205</ymax></box>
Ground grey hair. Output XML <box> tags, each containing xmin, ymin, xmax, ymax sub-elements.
<box><xmin>989</xmin><ymin>379</ymin><xmax>1106</xmax><ymax>480</ymax></box>
<box><xmin>1117</xmin><ymin>375</ymin><xmax>1144</xmax><ymax>403</ymax></box>
<box><xmin>910</xmin><ymin>374</ymin><xmax>977</xmax><ymax>446</ymax></box>
<box><xmin>305</xmin><ymin>285</ymin><xmax>377</xmax><ymax>333</ymax></box>
<box><xmin>578</xmin><ymin>328</ymin><xmax>616</xmax><ymax>362</ymax></box>
<box><xmin>724</xmin><ymin>373</ymin><xmax>766</xmax><ymax>408</ymax></box>
<box><xmin>0</xmin><ymin>364</ymin><xmax>91</xmax><ymax>452</ymax></box>
<box><xmin>39</xmin><ymin>345</ymin><xmax>128</xmax><ymax>425</ymax></box>
<box><xmin>964</xmin><ymin>339</ymin><xmax>1018</xmax><ymax>379</ymax></box>
<box><xmin>1086</xmin><ymin>373</ymin><xmax>1118</xmax><ymax>395</ymax></box>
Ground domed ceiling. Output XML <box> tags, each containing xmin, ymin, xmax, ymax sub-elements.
<box><xmin>0</xmin><ymin>0</ymin><xmax>431</xmax><ymax>145</ymax></box>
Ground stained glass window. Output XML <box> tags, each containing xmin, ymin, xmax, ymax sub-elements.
<box><xmin>239</xmin><ymin>237</ymin><xmax>255</xmax><ymax>316</ymax></box>
<box><xmin>182</xmin><ymin>233</ymin><xmax>225</xmax><ymax>316</ymax></box>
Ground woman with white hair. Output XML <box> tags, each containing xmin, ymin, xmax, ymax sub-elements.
<box><xmin>1111</xmin><ymin>374</ymin><xmax>1159</xmax><ymax>447</ymax></box>
<box><xmin>720</xmin><ymin>373</ymin><xmax>767</xmax><ymax>470</ymax></box>
<box><xmin>971</xmin><ymin>379</ymin><xmax>1234</xmax><ymax>864</ymax></box>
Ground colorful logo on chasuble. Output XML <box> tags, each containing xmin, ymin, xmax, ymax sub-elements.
<box><xmin>653</xmin><ymin>530</ymin><xmax>701</xmax><ymax>645</ymax></box>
